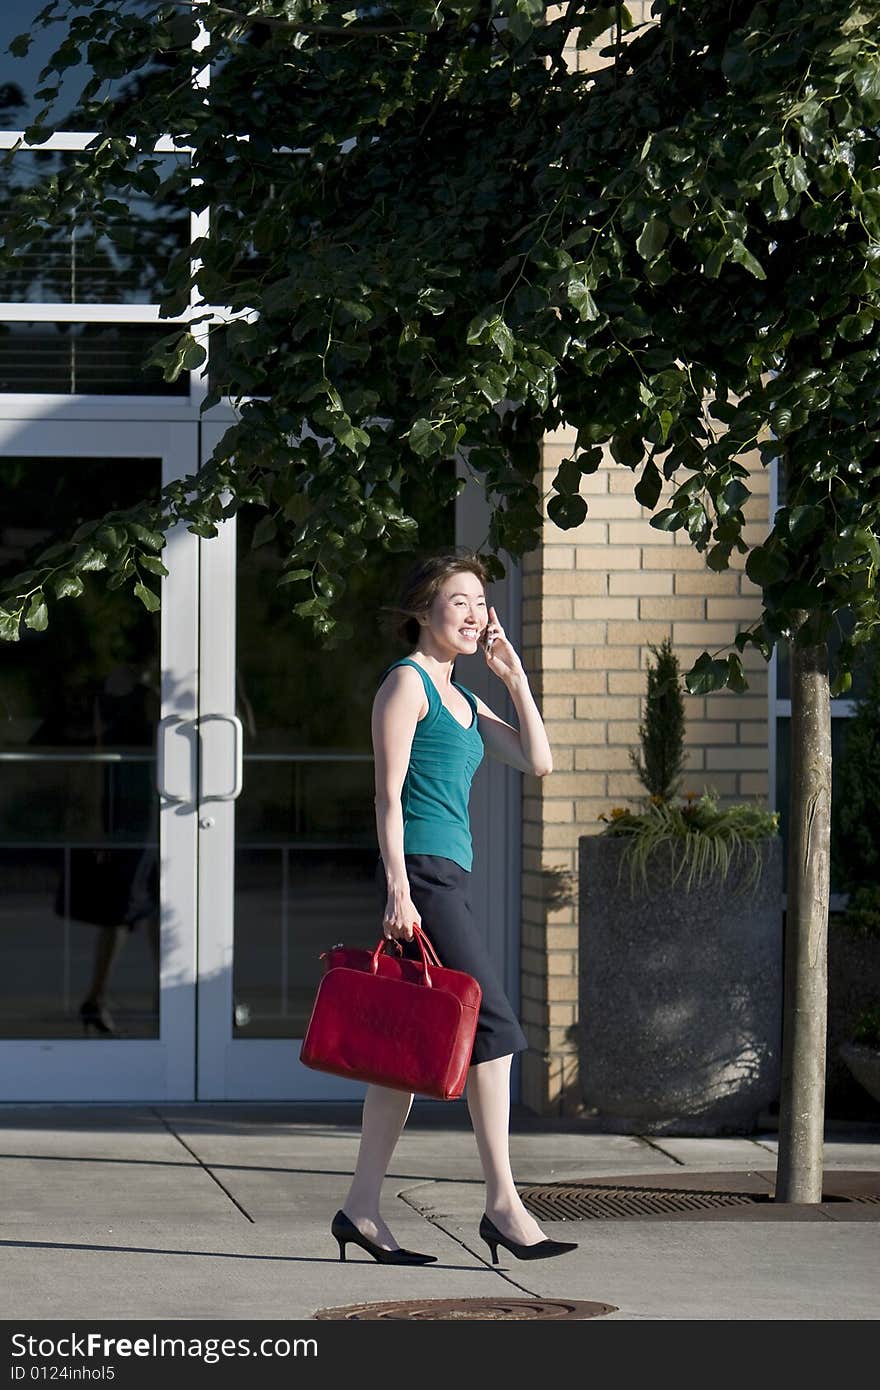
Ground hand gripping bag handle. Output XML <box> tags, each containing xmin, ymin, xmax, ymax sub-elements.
<box><xmin>369</xmin><ymin>922</ymin><xmax>443</xmax><ymax>987</ymax></box>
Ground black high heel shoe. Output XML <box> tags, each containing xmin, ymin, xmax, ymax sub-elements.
<box><xmin>479</xmin><ymin>1213</ymin><xmax>578</xmax><ymax>1264</ymax></box>
<box><xmin>330</xmin><ymin>1210</ymin><xmax>437</xmax><ymax>1265</ymax></box>
<box><xmin>79</xmin><ymin>1000</ymin><xmax>117</xmax><ymax>1037</ymax></box>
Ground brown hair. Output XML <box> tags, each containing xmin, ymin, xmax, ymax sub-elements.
<box><xmin>380</xmin><ymin>548</ymin><xmax>490</xmax><ymax>648</ymax></box>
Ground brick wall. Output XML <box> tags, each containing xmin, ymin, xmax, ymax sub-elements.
<box><xmin>519</xmin><ymin>430</ymin><xmax>772</xmax><ymax>1115</ymax></box>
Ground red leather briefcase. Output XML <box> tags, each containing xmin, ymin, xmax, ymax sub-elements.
<box><xmin>299</xmin><ymin>924</ymin><xmax>482</xmax><ymax>1101</ymax></box>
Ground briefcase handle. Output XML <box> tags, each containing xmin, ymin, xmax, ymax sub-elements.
<box><xmin>371</xmin><ymin>923</ymin><xmax>443</xmax><ymax>987</ymax></box>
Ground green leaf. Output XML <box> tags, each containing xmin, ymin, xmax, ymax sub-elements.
<box><xmin>686</xmin><ymin>652</ymin><xmax>730</xmax><ymax>694</ymax></box>
<box><xmin>567</xmin><ymin>280</ymin><xmax>599</xmax><ymax>321</ymax></box>
<box><xmin>634</xmin><ymin>457</ymin><xmax>662</xmax><ymax>509</ymax></box>
<box><xmin>788</xmin><ymin>505</ymin><xmax>824</xmax><ymax>544</ymax></box>
<box><xmin>0</xmin><ymin>608</ymin><xmax>21</xmax><ymax>642</ymax></box>
<box><xmin>729</xmin><ymin>239</ymin><xmax>766</xmax><ymax>279</ymax></box>
<box><xmin>278</xmin><ymin>568</ymin><xmax>312</xmax><ymax>586</ymax></box>
<box><xmin>547</xmin><ymin>493</ymin><xmax>588</xmax><ymax>529</ymax></box>
<box><xmin>138</xmin><ymin>555</ymin><xmax>169</xmax><ymax>577</ymax></box>
<box><xmin>24</xmin><ymin>594</ymin><xmax>48</xmax><ymax>632</ymax></box>
<box><xmin>9</xmin><ymin>32</ymin><xmax>32</xmax><ymax>57</ymax></box>
<box><xmin>252</xmin><ymin>514</ymin><xmax>278</xmax><ymax>549</ymax></box>
<box><xmin>636</xmin><ymin>218</ymin><xmax>669</xmax><ymax>261</ymax></box>
<box><xmin>134</xmin><ymin>581</ymin><xmax>161</xmax><ymax>612</ymax></box>
<box><xmin>408</xmin><ymin>419</ymin><xmax>444</xmax><ymax>458</ymax></box>
<box><xmin>553</xmin><ymin>458</ymin><xmax>582</xmax><ymax>495</ymax></box>
<box><xmin>50</xmin><ymin>573</ymin><xmax>85</xmax><ymax>599</ymax></box>
<box><xmin>649</xmin><ymin>508</ymin><xmax>686</xmax><ymax>532</ymax></box>
<box><xmin>746</xmin><ymin>545</ymin><xmax>789</xmax><ymax>586</ymax></box>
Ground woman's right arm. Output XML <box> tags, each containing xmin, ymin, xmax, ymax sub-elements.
<box><xmin>372</xmin><ymin>666</ymin><xmax>425</xmax><ymax>942</ymax></box>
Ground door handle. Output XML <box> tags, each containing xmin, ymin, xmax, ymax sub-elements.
<box><xmin>156</xmin><ymin>716</ymin><xmax>196</xmax><ymax>803</ymax></box>
<box><xmin>198</xmin><ymin>713</ymin><xmax>244</xmax><ymax>802</ymax></box>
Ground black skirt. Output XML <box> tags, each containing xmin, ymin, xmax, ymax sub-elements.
<box><xmin>374</xmin><ymin>853</ymin><xmax>528</xmax><ymax>1067</ymax></box>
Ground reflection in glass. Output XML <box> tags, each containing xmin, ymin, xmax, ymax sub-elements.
<box><xmin>232</xmin><ymin>467</ymin><xmax>456</xmax><ymax>1037</ymax></box>
<box><xmin>0</xmin><ymin>152</ymin><xmax>189</xmax><ymax>306</ymax></box>
<box><xmin>0</xmin><ymin>322</ymin><xmax>189</xmax><ymax>395</ymax></box>
<box><xmin>0</xmin><ymin>0</ymin><xmax>172</xmax><ymax>132</ymax></box>
<box><xmin>0</xmin><ymin>457</ymin><xmax>161</xmax><ymax>1038</ymax></box>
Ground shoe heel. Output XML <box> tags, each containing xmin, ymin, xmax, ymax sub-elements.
<box><xmin>487</xmin><ymin>1240</ymin><xmax>499</xmax><ymax>1265</ymax></box>
<box><xmin>335</xmin><ymin>1238</ymin><xmax>346</xmax><ymax>1262</ymax></box>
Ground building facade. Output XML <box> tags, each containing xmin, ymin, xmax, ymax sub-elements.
<box><xmin>0</xmin><ymin>3</ymin><xmax>863</xmax><ymax>1112</ymax></box>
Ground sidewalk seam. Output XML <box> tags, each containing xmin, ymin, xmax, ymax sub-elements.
<box><xmin>152</xmin><ymin>1108</ymin><xmax>255</xmax><ymax>1223</ymax></box>
<box><xmin>398</xmin><ymin>1184</ymin><xmax>543</xmax><ymax>1298</ymax></box>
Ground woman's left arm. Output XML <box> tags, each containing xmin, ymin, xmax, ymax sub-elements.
<box><xmin>473</xmin><ymin>606</ymin><xmax>553</xmax><ymax>777</ymax></box>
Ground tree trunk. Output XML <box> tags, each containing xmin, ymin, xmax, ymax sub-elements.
<box><xmin>775</xmin><ymin>608</ymin><xmax>832</xmax><ymax>1202</ymax></box>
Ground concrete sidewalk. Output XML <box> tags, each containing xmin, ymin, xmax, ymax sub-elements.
<box><xmin>0</xmin><ymin>1104</ymin><xmax>878</xmax><ymax>1321</ymax></box>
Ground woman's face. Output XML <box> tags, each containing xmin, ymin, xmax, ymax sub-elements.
<box><xmin>419</xmin><ymin>572</ymin><xmax>488</xmax><ymax>656</ymax></box>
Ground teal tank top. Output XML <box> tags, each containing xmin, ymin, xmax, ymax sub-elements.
<box><xmin>376</xmin><ymin>657</ymin><xmax>484</xmax><ymax>871</ymax></box>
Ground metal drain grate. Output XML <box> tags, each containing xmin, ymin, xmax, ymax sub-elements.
<box><xmin>315</xmin><ymin>1298</ymin><xmax>617</xmax><ymax>1320</ymax></box>
<box><xmin>521</xmin><ymin>1183</ymin><xmax>761</xmax><ymax>1220</ymax></box>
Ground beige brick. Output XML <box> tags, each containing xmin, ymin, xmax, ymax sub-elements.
<box><xmin>548</xmin><ymin>951</ymin><xmax>577</xmax><ymax>976</ymax></box>
<box><xmin>546</xmin><ymin>720</ymin><xmax>608</xmax><ymax>744</ymax></box>
<box><xmin>609</xmin><ymin>572</ymin><xmax>673</xmax><ymax>595</ymax></box>
<box><xmin>607</xmin><ymin>719</ymin><xmax>640</xmax><ymax>741</ymax></box>
<box><xmin>706</xmin><ymin>746</ymin><xmax>770</xmax><ymax>771</ymax></box>
<box><xmin>542</xmin><ymin>646</ymin><xmax>575</xmax><ymax>668</ymax></box>
<box><xmin>543</xmin><ymin>570</ymin><xmax>607</xmax><ymax>596</ymax></box>
<box><xmin>542</xmin><ymin>696</ymin><xmax>575</xmax><ymax>719</ymax></box>
<box><xmin>694</xmin><ymin>772</ymin><xmax>739</xmax><ymax>794</ymax></box>
<box><xmin>708</xmin><ymin>598</ymin><xmax>766</xmax><ymax>621</ymax></box>
<box><xmin>574</xmin><ymin>694</ymin><xmax>640</xmax><ymax>720</ymax></box>
<box><xmin>543</xmin><ymin>824</ymin><xmax>582</xmax><ymax>849</ymax></box>
<box><xmin>576</xmin><ymin>645</ymin><xmax>640</xmax><ymax>670</ymax></box>
<box><xmin>547</xmin><ymin>1002</ymin><xmax>577</xmax><ymax>1028</ymax></box>
<box><xmin>522</xmin><ymin>947</ymin><xmax>548</xmax><ymax>978</ymax></box>
<box><xmin>607</xmin><ymin>620</ymin><xmax>671</xmax><ymax>645</ymax></box>
<box><xmin>543</xmin><ymin>798</ymin><xmax>576</xmax><ymax>822</ymax></box>
<box><xmin>546</xmin><ymin>975</ymin><xmax>579</xmax><ymax>1002</ymax></box>
<box><xmin>739</xmin><ymin>773</ymin><xmax>771</xmax><ymax>795</ymax></box>
<box><xmin>546</xmin><ymin>926</ymin><xmax>579</xmax><ymax>950</ymax></box>
<box><xmin>739</xmin><ymin>722</ymin><xmax>770</xmax><ymax>744</ymax></box>
<box><xmin>544</xmin><ymin>547</ymin><xmax>576</xmax><ymax>568</ymax></box>
<box><xmin>685</xmin><ymin>722</ymin><xmax>738</xmax><ymax>743</ymax></box>
<box><xmin>641</xmin><ymin>596</ymin><xmax>704</xmax><ymax>620</ymax></box>
<box><xmin>611</xmin><ymin>521</ymin><xmax>676</xmax><ymax>546</ymax></box>
<box><xmin>674</xmin><ymin>622</ymin><xmax>744</xmax><ymax>645</ymax></box>
<box><xmin>534</xmin><ymin>772</ymin><xmax>605</xmax><ymax>798</ymax></box>
<box><xmin>545</xmin><ymin>520</ymin><xmax>608</xmax><ymax>545</ymax></box>
<box><xmin>576</xmin><ymin>746</ymin><xmax>638</xmax><ymax>770</ymax></box>
<box><xmin>645</xmin><ymin>546</ymin><xmax>711</xmax><ymax>570</ymax></box>
<box><xmin>577</xmin><ymin>495</ymin><xmax>641</xmax><ymax>520</ymax></box>
<box><xmin>674</xmin><ymin>571</ymin><xmax>741</xmax><ymax>594</ymax></box>
<box><xmin>543</xmin><ymin>671</ymin><xmax>607</xmax><ymax>695</ymax></box>
<box><xmin>608</xmin><ymin>672</ymin><xmax>651</xmax><ymax>694</ymax></box>
<box><xmin>573</xmin><ymin>597</ymin><xmax>639</xmax><ymax>621</ymax></box>
<box><xmin>577</xmin><ymin>546</ymin><xmax>641</xmax><ymax>570</ymax></box>
<box><xmin>605</xmin><ymin>774</ymin><xmax>650</xmax><ymax>799</ymax></box>
<box><xmin>548</xmin><ymin>1027</ymin><xmax>578</xmax><ymax>1053</ymax></box>
<box><xmin>521</xmin><ymin>571</ymin><xmax>542</xmax><ymax>599</ymax></box>
<box><xmin>542</xmin><ymin>620</ymin><xmax>606</xmax><ymax>644</ymax></box>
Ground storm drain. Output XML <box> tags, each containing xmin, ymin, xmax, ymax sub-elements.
<box><xmin>519</xmin><ymin>1171</ymin><xmax>880</xmax><ymax>1220</ymax></box>
<box><xmin>520</xmin><ymin>1183</ymin><xmax>761</xmax><ymax>1220</ymax></box>
<box><xmin>315</xmin><ymin>1298</ymin><xmax>616</xmax><ymax>1320</ymax></box>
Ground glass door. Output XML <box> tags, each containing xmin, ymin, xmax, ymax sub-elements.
<box><xmin>196</xmin><ymin>424</ymin><xmax>458</xmax><ymax>1098</ymax></box>
<box><xmin>0</xmin><ymin>417</ymin><xmax>199</xmax><ymax>1099</ymax></box>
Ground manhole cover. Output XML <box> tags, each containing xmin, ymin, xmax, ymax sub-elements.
<box><xmin>314</xmin><ymin>1298</ymin><xmax>616</xmax><ymax>1320</ymax></box>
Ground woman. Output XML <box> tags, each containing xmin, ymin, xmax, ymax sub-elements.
<box><xmin>331</xmin><ymin>549</ymin><xmax>577</xmax><ymax>1267</ymax></box>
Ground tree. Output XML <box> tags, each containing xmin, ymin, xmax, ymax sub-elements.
<box><xmin>2</xmin><ymin>1</ymin><xmax>880</xmax><ymax>1200</ymax></box>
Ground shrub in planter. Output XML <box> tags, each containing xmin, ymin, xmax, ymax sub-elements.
<box><xmin>578</xmin><ymin>640</ymin><xmax>782</xmax><ymax>1134</ymax></box>
<box><xmin>839</xmin><ymin>1002</ymin><xmax>880</xmax><ymax>1110</ymax></box>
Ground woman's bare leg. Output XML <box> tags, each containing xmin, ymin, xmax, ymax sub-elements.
<box><xmin>341</xmin><ymin>1084</ymin><xmax>415</xmax><ymax>1249</ymax></box>
<box><xmin>466</xmin><ymin>1053</ymin><xmax>547</xmax><ymax>1244</ymax></box>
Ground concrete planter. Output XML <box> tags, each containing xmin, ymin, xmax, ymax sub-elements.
<box><xmin>578</xmin><ymin>833</ymin><xmax>783</xmax><ymax>1134</ymax></box>
<box><xmin>839</xmin><ymin>1042</ymin><xmax>880</xmax><ymax>1107</ymax></box>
